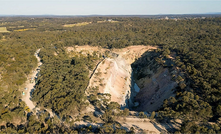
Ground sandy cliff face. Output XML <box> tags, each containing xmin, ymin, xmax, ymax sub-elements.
<box><xmin>131</xmin><ymin>52</ymin><xmax>177</xmax><ymax>112</ymax></box>
<box><xmin>134</xmin><ymin>67</ymin><xmax>176</xmax><ymax>111</ymax></box>
<box><xmin>89</xmin><ymin>56</ymin><xmax>132</xmax><ymax>107</ymax></box>
<box><xmin>66</xmin><ymin>45</ymin><xmax>157</xmax><ymax>108</ymax></box>
<box><xmin>66</xmin><ymin>45</ymin><xmax>177</xmax><ymax>112</ymax></box>
<box><xmin>86</xmin><ymin>46</ymin><xmax>157</xmax><ymax>107</ymax></box>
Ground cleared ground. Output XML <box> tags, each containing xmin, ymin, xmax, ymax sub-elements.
<box><xmin>63</xmin><ymin>22</ymin><xmax>92</xmax><ymax>27</ymax></box>
<box><xmin>66</xmin><ymin>45</ymin><xmax>157</xmax><ymax>104</ymax></box>
<box><xmin>0</xmin><ymin>27</ymin><xmax>10</xmax><ymax>32</ymax></box>
<box><xmin>118</xmin><ymin>117</ymin><xmax>166</xmax><ymax>134</ymax></box>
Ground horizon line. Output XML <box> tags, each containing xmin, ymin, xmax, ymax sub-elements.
<box><xmin>0</xmin><ymin>13</ymin><xmax>221</xmax><ymax>16</ymax></box>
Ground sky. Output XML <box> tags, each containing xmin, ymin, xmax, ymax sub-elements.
<box><xmin>0</xmin><ymin>0</ymin><xmax>221</xmax><ymax>15</ymax></box>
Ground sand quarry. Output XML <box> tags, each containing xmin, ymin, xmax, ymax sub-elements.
<box><xmin>66</xmin><ymin>45</ymin><xmax>175</xmax><ymax>133</ymax></box>
<box><xmin>67</xmin><ymin>45</ymin><xmax>182</xmax><ymax>133</ymax></box>
<box><xmin>66</xmin><ymin>45</ymin><xmax>157</xmax><ymax>106</ymax></box>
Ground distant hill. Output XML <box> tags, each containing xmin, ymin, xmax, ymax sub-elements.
<box><xmin>204</xmin><ymin>12</ymin><xmax>221</xmax><ymax>15</ymax></box>
<box><xmin>0</xmin><ymin>13</ymin><xmax>221</xmax><ymax>18</ymax></box>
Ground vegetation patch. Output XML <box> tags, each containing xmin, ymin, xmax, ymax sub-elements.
<box><xmin>14</xmin><ymin>28</ymin><xmax>35</xmax><ymax>32</ymax></box>
<box><xmin>97</xmin><ymin>21</ymin><xmax>106</xmax><ymax>23</ymax></box>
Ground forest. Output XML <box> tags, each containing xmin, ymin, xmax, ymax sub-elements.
<box><xmin>0</xmin><ymin>16</ymin><xmax>221</xmax><ymax>133</ymax></box>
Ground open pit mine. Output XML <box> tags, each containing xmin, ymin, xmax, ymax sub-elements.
<box><xmin>67</xmin><ymin>45</ymin><xmax>178</xmax><ymax>113</ymax></box>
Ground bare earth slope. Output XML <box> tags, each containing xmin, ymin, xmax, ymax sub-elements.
<box><xmin>67</xmin><ymin>45</ymin><xmax>157</xmax><ymax>106</ymax></box>
<box><xmin>135</xmin><ymin>67</ymin><xmax>177</xmax><ymax>111</ymax></box>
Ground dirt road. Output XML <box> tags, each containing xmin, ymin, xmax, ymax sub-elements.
<box><xmin>118</xmin><ymin>117</ymin><xmax>167</xmax><ymax>134</ymax></box>
<box><xmin>22</xmin><ymin>49</ymin><xmax>41</xmax><ymax>111</ymax></box>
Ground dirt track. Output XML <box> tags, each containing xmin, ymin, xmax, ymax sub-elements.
<box><xmin>118</xmin><ymin>117</ymin><xmax>166</xmax><ymax>134</ymax></box>
<box><xmin>22</xmin><ymin>49</ymin><xmax>41</xmax><ymax>110</ymax></box>
<box><xmin>21</xmin><ymin>49</ymin><xmax>54</xmax><ymax>117</ymax></box>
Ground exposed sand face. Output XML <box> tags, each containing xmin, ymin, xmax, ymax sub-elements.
<box><xmin>88</xmin><ymin>56</ymin><xmax>132</xmax><ymax>106</ymax></box>
<box><xmin>66</xmin><ymin>45</ymin><xmax>157</xmax><ymax>64</ymax></box>
<box><xmin>113</xmin><ymin>45</ymin><xmax>157</xmax><ymax>65</ymax></box>
<box><xmin>67</xmin><ymin>45</ymin><xmax>176</xmax><ymax>113</ymax></box>
<box><xmin>66</xmin><ymin>45</ymin><xmax>157</xmax><ymax>107</ymax></box>
<box><xmin>134</xmin><ymin>67</ymin><xmax>177</xmax><ymax>112</ymax></box>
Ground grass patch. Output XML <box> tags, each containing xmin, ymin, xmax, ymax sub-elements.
<box><xmin>14</xmin><ymin>28</ymin><xmax>35</xmax><ymax>32</ymax></box>
<box><xmin>9</xmin><ymin>26</ymin><xmax>16</xmax><ymax>29</ymax></box>
<box><xmin>14</xmin><ymin>29</ymin><xmax>29</xmax><ymax>32</ymax></box>
<box><xmin>63</xmin><ymin>22</ymin><xmax>91</xmax><ymax>27</ymax></box>
<box><xmin>97</xmin><ymin>21</ymin><xmax>106</xmax><ymax>23</ymax></box>
<box><xmin>0</xmin><ymin>27</ymin><xmax>10</xmax><ymax>33</ymax></box>
<box><xmin>18</xmin><ymin>25</ymin><xmax>24</xmax><ymax>28</ymax></box>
